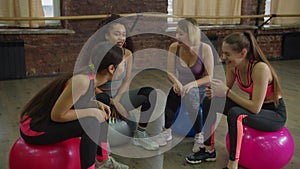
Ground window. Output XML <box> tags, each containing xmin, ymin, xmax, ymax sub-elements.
<box><xmin>264</xmin><ymin>0</ymin><xmax>271</xmax><ymax>23</ymax></box>
<box><xmin>168</xmin><ymin>0</ymin><xmax>242</xmax><ymax>25</ymax></box>
<box><xmin>42</xmin><ymin>0</ymin><xmax>61</xmax><ymax>26</ymax></box>
<box><xmin>167</xmin><ymin>0</ymin><xmax>175</xmax><ymax>23</ymax></box>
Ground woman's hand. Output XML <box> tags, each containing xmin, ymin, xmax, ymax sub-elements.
<box><xmin>96</xmin><ymin>101</ymin><xmax>111</xmax><ymax>118</ymax></box>
<box><xmin>89</xmin><ymin>108</ymin><xmax>109</xmax><ymax>123</ymax></box>
<box><xmin>173</xmin><ymin>82</ymin><xmax>183</xmax><ymax>96</ymax></box>
<box><xmin>110</xmin><ymin>98</ymin><xmax>128</xmax><ymax>120</ymax></box>
<box><xmin>182</xmin><ymin>81</ymin><xmax>197</xmax><ymax>96</ymax></box>
<box><xmin>205</xmin><ymin>86</ymin><xmax>213</xmax><ymax>99</ymax></box>
<box><xmin>210</xmin><ymin>79</ymin><xmax>229</xmax><ymax>97</ymax></box>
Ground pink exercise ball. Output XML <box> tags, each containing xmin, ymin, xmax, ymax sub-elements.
<box><xmin>226</xmin><ymin>126</ymin><xmax>294</xmax><ymax>169</ymax></box>
<box><xmin>9</xmin><ymin>137</ymin><xmax>81</xmax><ymax>169</ymax></box>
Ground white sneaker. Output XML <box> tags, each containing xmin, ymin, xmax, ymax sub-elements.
<box><xmin>162</xmin><ymin>129</ymin><xmax>172</xmax><ymax>141</ymax></box>
<box><xmin>153</xmin><ymin>133</ymin><xmax>167</xmax><ymax>147</ymax></box>
<box><xmin>132</xmin><ymin>130</ymin><xmax>159</xmax><ymax>151</ymax></box>
<box><xmin>192</xmin><ymin>132</ymin><xmax>205</xmax><ymax>153</ymax></box>
<box><xmin>153</xmin><ymin>128</ymin><xmax>172</xmax><ymax>146</ymax></box>
<box><xmin>95</xmin><ymin>156</ymin><xmax>129</xmax><ymax>169</ymax></box>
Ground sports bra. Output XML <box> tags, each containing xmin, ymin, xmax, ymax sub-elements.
<box><xmin>175</xmin><ymin>44</ymin><xmax>205</xmax><ymax>85</ymax></box>
<box><xmin>236</xmin><ymin>60</ymin><xmax>273</xmax><ymax>99</ymax></box>
<box><xmin>73</xmin><ymin>74</ymin><xmax>96</xmax><ymax>109</ymax></box>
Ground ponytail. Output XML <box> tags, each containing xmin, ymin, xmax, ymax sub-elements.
<box><xmin>224</xmin><ymin>31</ymin><xmax>283</xmax><ymax>107</ymax></box>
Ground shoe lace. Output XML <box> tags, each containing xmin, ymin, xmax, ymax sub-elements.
<box><xmin>194</xmin><ymin>148</ymin><xmax>206</xmax><ymax>156</ymax></box>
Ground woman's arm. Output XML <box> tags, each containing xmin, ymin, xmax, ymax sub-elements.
<box><xmin>226</xmin><ymin>67</ymin><xmax>236</xmax><ymax>89</ymax></box>
<box><xmin>95</xmin><ymin>87</ymin><xmax>103</xmax><ymax>94</ymax></box>
<box><xmin>110</xmin><ymin>49</ymin><xmax>132</xmax><ymax>119</ymax></box>
<box><xmin>167</xmin><ymin>43</ymin><xmax>178</xmax><ymax>83</ymax></box>
<box><xmin>227</xmin><ymin>62</ymin><xmax>271</xmax><ymax>114</ymax></box>
<box><xmin>114</xmin><ymin>48</ymin><xmax>132</xmax><ymax>101</ymax></box>
<box><xmin>167</xmin><ymin>43</ymin><xmax>183</xmax><ymax>94</ymax></box>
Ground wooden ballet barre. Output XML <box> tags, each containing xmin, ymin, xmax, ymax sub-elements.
<box><xmin>179</xmin><ymin>14</ymin><xmax>270</xmax><ymax>19</ymax></box>
<box><xmin>0</xmin><ymin>13</ymin><xmax>168</xmax><ymax>21</ymax></box>
<box><xmin>0</xmin><ymin>13</ymin><xmax>299</xmax><ymax>21</ymax></box>
<box><xmin>272</xmin><ymin>14</ymin><xmax>300</xmax><ymax>17</ymax></box>
<box><xmin>0</xmin><ymin>14</ymin><xmax>113</xmax><ymax>21</ymax></box>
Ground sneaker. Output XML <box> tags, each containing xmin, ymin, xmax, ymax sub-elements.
<box><xmin>185</xmin><ymin>148</ymin><xmax>216</xmax><ymax>164</ymax></box>
<box><xmin>162</xmin><ymin>128</ymin><xmax>172</xmax><ymax>141</ymax></box>
<box><xmin>152</xmin><ymin>133</ymin><xmax>167</xmax><ymax>147</ymax></box>
<box><xmin>95</xmin><ymin>156</ymin><xmax>129</xmax><ymax>169</ymax></box>
<box><xmin>132</xmin><ymin>130</ymin><xmax>159</xmax><ymax>150</ymax></box>
<box><xmin>192</xmin><ymin>132</ymin><xmax>204</xmax><ymax>153</ymax></box>
<box><xmin>153</xmin><ymin>129</ymin><xmax>172</xmax><ymax>146</ymax></box>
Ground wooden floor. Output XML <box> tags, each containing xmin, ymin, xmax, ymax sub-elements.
<box><xmin>0</xmin><ymin>59</ymin><xmax>299</xmax><ymax>169</ymax></box>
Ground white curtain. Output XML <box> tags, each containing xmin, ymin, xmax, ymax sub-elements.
<box><xmin>173</xmin><ymin>0</ymin><xmax>242</xmax><ymax>24</ymax></box>
<box><xmin>270</xmin><ymin>0</ymin><xmax>300</xmax><ymax>25</ymax></box>
<box><xmin>0</xmin><ymin>0</ymin><xmax>45</xmax><ymax>27</ymax></box>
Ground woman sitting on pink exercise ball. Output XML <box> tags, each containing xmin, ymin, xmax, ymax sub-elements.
<box><xmin>186</xmin><ymin>31</ymin><xmax>286</xmax><ymax>169</ymax></box>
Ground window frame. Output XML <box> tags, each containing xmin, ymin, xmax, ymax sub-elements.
<box><xmin>168</xmin><ymin>0</ymin><xmax>274</xmax><ymax>26</ymax></box>
<box><xmin>264</xmin><ymin>0</ymin><xmax>271</xmax><ymax>24</ymax></box>
<box><xmin>42</xmin><ymin>0</ymin><xmax>61</xmax><ymax>26</ymax></box>
<box><xmin>167</xmin><ymin>0</ymin><xmax>242</xmax><ymax>25</ymax></box>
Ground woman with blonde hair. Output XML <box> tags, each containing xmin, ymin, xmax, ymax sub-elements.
<box><xmin>155</xmin><ymin>18</ymin><xmax>214</xmax><ymax>151</ymax></box>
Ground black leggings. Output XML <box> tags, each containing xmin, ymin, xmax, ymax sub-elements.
<box><xmin>21</xmin><ymin>93</ymin><xmax>110</xmax><ymax>169</ymax></box>
<box><xmin>164</xmin><ymin>87</ymin><xmax>205</xmax><ymax>133</ymax></box>
<box><xmin>202</xmin><ymin>96</ymin><xmax>286</xmax><ymax>160</ymax></box>
<box><xmin>119</xmin><ymin>87</ymin><xmax>156</xmax><ymax>128</ymax></box>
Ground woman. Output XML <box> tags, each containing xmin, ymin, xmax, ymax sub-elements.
<box><xmin>96</xmin><ymin>15</ymin><xmax>159</xmax><ymax>151</ymax></box>
<box><xmin>20</xmin><ymin>42</ymin><xmax>128</xmax><ymax>169</ymax></box>
<box><xmin>185</xmin><ymin>31</ymin><xmax>286</xmax><ymax>169</ymax></box>
<box><xmin>155</xmin><ymin>18</ymin><xmax>214</xmax><ymax>152</ymax></box>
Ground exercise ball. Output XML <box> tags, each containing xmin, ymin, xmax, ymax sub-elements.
<box><xmin>226</xmin><ymin>126</ymin><xmax>294</xmax><ymax>169</ymax></box>
<box><xmin>171</xmin><ymin>104</ymin><xmax>203</xmax><ymax>137</ymax></box>
<box><xmin>9</xmin><ymin>137</ymin><xmax>81</xmax><ymax>169</ymax></box>
<box><xmin>108</xmin><ymin>119</ymin><xmax>134</xmax><ymax>147</ymax></box>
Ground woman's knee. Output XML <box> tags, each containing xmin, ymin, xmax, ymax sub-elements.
<box><xmin>80</xmin><ymin>117</ymin><xmax>101</xmax><ymax>131</ymax></box>
<box><xmin>227</xmin><ymin>107</ymin><xmax>246</xmax><ymax>122</ymax></box>
<box><xmin>138</xmin><ymin>87</ymin><xmax>155</xmax><ymax>97</ymax></box>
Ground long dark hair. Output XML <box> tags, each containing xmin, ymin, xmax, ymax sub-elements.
<box><xmin>20</xmin><ymin>43</ymin><xmax>123</xmax><ymax>126</ymax></box>
<box><xmin>223</xmin><ymin>31</ymin><xmax>283</xmax><ymax>107</ymax></box>
<box><xmin>98</xmin><ymin>14</ymin><xmax>135</xmax><ymax>52</ymax></box>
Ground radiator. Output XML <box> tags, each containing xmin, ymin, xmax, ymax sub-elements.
<box><xmin>282</xmin><ymin>32</ymin><xmax>300</xmax><ymax>59</ymax></box>
<box><xmin>0</xmin><ymin>40</ymin><xmax>26</xmax><ymax>80</ymax></box>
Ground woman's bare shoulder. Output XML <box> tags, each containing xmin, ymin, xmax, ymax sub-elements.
<box><xmin>252</xmin><ymin>61</ymin><xmax>271</xmax><ymax>76</ymax></box>
<box><xmin>123</xmin><ymin>48</ymin><xmax>132</xmax><ymax>58</ymax></box>
<box><xmin>71</xmin><ymin>74</ymin><xmax>91</xmax><ymax>91</ymax></box>
<box><xmin>169</xmin><ymin>42</ymin><xmax>179</xmax><ymax>53</ymax></box>
<box><xmin>201</xmin><ymin>42</ymin><xmax>213</xmax><ymax>51</ymax></box>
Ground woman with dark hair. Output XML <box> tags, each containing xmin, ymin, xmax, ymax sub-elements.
<box><xmin>20</xmin><ymin>42</ymin><xmax>128</xmax><ymax>169</ymax></box>
<box><xmin>186</xmin><ymin>31</ymin><xmax>286</xmax><ymax>169</ymax></box>
<box><xmin>96</xmin><ymin>14</ymin><xmax>160</xmax><ymax>151</ymax></box>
